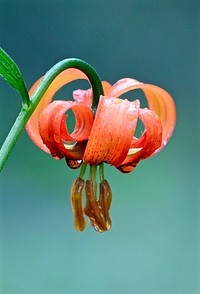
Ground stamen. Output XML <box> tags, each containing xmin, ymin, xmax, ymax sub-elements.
<box><xmin>79</xmin><ymin>162</ymin><xmax>87</xmax><ymax>179</ymax></box>
<box><xmin>70</xmin><ymin>177</ymin><xmax>86</xmax><ymax>231</ymax></box>
<box><xmin>89</xmin><ymin>165</ymin><xmax>97</xmax><ymax>199</ymax></box>
<box><xmin>70</xmin><ymin>163</ymin><xmax>113</xmax><ymax>232</ymax></box>
<box><xmin>84</xmin><ymin>180</ymin><xmax>107</xmax><ymax>232</ymax></box>
<box><xmin>99</xmin><ymin>162</ymin><xmax>105</xmax><ymax>182</ymax></box>
<box><xmin>98</xmin><ymin>180</ymin><xmax>112</xmax><ymax>230</ymax></box>
<box><xmin>84</xmin><ymin>164</ymin><xmax>112</xmax><ymax>232</ymax></box>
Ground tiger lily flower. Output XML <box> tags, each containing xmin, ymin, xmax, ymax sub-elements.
<box><xmin>26</xmin><ymin>68</ymin><xmax>176</xmax><ymax>232</ymax></box>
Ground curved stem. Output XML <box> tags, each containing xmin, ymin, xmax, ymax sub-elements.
<box><xmin>0</xmin><ymin>58</ymin><xmax>104</xmax><ymax>171</ymax></box>
<box><xmin>31</xmin><ymin>58</ymin><xmax>104</xmax><ymax>110</ymax></box>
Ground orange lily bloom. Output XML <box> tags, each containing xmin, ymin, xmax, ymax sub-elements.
<box><xmin>26</xmin><ymin>69</ymin><xmax>176</xmax><ymax>232</ymax></box>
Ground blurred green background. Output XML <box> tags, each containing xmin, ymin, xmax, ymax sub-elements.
<box><xmin>0</xmin><ymin>0</ymin><xmax>199</xmax><ymax>293</ymax></box>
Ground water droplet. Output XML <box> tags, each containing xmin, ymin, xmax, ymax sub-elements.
<box><xmin>66</xmin><ymin>159</ymin><xmax>82</xmax><ymax>169</ymax></box>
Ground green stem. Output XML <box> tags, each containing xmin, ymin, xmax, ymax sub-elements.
<box><xmin>89</xmin><ymin>165</ymin><xmax>97</xmax><ymax>181</ymax></box>
<box><xmin>0</xmin><ymin>58</ymin><xmax>104</xmax><ymax>171</ymax></box>
<box><xmin>79</xmin><ymin>162</ymin><xmax>87</xmax><ymax>180</ymax></box>
<box><xmin>0</xmin><ymin>107</ymin><xmax>30</xmax><ymax>171</ymax></box>
<box><xmin>30</xmin><ymin>58</ymin><xmax>104</xmax><ymax>110</ymax></box>
<box><xmin>89</xmin><ymin>165</ymin><xmax>97</xmax><ymax>199</ymax></box>
<box><xmin>99</xmin><ymin>162</ymin><xmax>105</xmax><ymax>182</ymax></box>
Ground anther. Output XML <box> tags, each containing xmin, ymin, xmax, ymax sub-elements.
<box><xmin>70</xmin><ymin>177</ymin><xmax>86</xmax><ymax>231</ymax></box>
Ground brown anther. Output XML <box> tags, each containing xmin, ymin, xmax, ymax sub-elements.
<box><xmin>98</xmin><ymin>180</ymin><xmax>112</xmax><ymax>230</ymax></box>
<box><xmin>70</xmin><ymin>177</ymin><xmax>86</xmax><ymax>231</ymax></box>
<box><xmin>84</xmin><ymin>180</ymin><xmax>108</xmax><ymax>232</ymax></box>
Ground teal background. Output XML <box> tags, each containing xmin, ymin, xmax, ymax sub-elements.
<box><xmin>0</xmin><ymin>0</ymin><xmax>199</xmax><ymax>293</ymax></box>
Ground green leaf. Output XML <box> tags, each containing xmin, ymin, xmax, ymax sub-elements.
<box><xmin>0</xmin><ymin>47</ymin><xmax>30</xmax><ymax>108</ymax></box>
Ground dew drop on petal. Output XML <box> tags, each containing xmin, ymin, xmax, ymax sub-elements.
<box><xmin>66</xmin><ymin>159</ymin><xmax>82</xmax><ymax>169</ymax></box>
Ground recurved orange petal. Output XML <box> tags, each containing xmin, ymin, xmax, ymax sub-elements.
<box><xmin>118</xmin><ymin>108</ymin><xmax>163</xmax><ymax>173</ymax></box>
<box><xmin>83</xmin><ymin>96</ymin><xmax>140</xmax><ymax>166</ymax></box>
<box><xmin>26</xmin><ymin>69</ymin><xmax>89</xmax><ymax>153</ymax></box>
<box><xmin>109</xmin><ymin>78</ymin><xmax>176</xmax><ymax>154</ymax></box>
<box><xmin>38</xmin><ymin>100</ymin><xmax>94</xmax><ymax>159</ymax></box>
